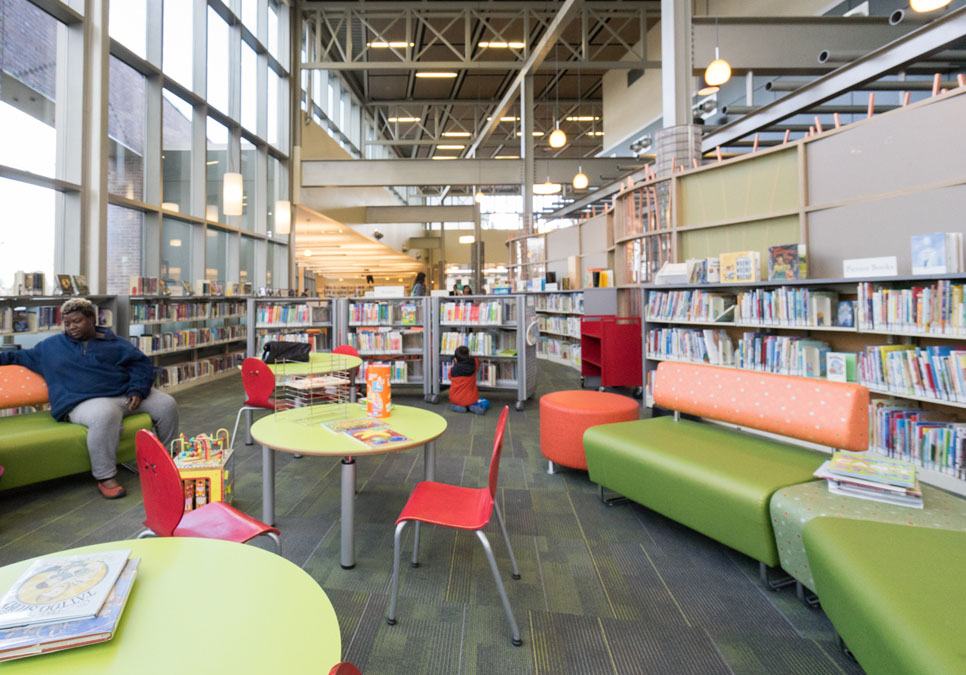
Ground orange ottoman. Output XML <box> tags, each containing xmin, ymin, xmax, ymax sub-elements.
<box><xmin>540</xmin><ymin>391</ymin><xmax>639</xmax><ymax>472</ymax></box>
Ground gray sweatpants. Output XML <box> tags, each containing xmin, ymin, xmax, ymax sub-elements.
<box><xmin>67</xmin><ymin>390</ymin><xmax>179</xmax><ymax>480</ymax></box>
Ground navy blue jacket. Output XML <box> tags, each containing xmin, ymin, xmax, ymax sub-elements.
<box><xmin>0</xmin><ymin>328</ymin><xmax>155</xmax><ymax>420</ymax></box>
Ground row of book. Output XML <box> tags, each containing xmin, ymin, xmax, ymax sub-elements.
<box><xmin>533</xmin><ymin>293</ymin><xmax>583</xmax><ymax>314</ymax></box>
<box><xmin>439</xmin><ymin>331</ymin><xmax>512</xmax><ymax>356</ymax></box>
<box><xmin>537</xmin><ymin>315</ymin><xmax>581</xmax><ymax>338</ymax></box>
<box><xmin>441</xmin><ymin>360</ymin><xmax>514</xmax><ymax>386</ymax></box>
<box><xmin>347</xmin><ymin>329</ymin><xmax>405</xmax><ymax>354</ymax></box>
<box><xmin>856</xmin><ymin>280</ymin><xmax>966</xmax><ymax>335</ymax></box>
<box><xmin>439</xmin><ymin>301</ymin><xmax>514</xmax><ymax>325</ymax></box>
<box><xmin>129</xmin><ymin>301</ymin><xmax>245</xmax><ymax>323</ymax></box>
<box><xmin>537</xmin><ymin>336</ymin><xmax>581</xmax><ymax>367</ymax></box>
<box><xmin>910</xmin><ymin>231</ymin><xmax>964</xmax><ymax>275</ymax></box>
<box><xmin>359</xmin><ymin>359</ymin><xmax>418</xmax><ymax>384</ymax></box>
<box><xmin>1</xmin><ymin>307</ymin><xmax>113</xmax><ymax>333</ymax></box>
<box><xmin>858</xmin><ymin>345</ymin><xmax>966</xmax><ymax>403</ymax></box>
<box><xmin>155</xmin><ymin>352</ymin><xmax>244</xmax><ymax>389</ymax></box>
<box><xmin>130</xmin><ymin>277</ymin><xmax>254</xmax><ymax>297</ymax></box>
<box><xmin>255</xmin><ymin>331</ymin><xmax>328</xmax><ymax>354</ymax></box>
<box><xmin>646</xmin><ymin>290</ymin><xmax>735</xmax><ymax>323</ymax></box>
<box><xmin>869</xmin><ymin>399</ymin><xmax>966</xmax><ymax>478</ymax></box>
<box><xmin>735</xmin><ymin>288</ymin><xmax>841</xmax><ymax>327</ymax></box>
<box><xmin>254</xmin><ymin>303</ymin><xmax>330</xmax><ymax>326</ymax></box>
<box><xmin>348</xmin><ymin>302</ymin><xmax>420</xmax><ymax>326</ymax></box>
<box><xmin>129</xmin><ymin>326</ymin><xmax>246</xmax><ymax>355</ymax></box>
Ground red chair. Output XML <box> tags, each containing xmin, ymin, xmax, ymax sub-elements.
<box><xmin>332</xmin><ymin>344</ymin><xmax>361</xmax><ymax>402</ymax></box>
<box><xmin>231</xmin><ymin>357</ymin><xmax>276</xmax><ymax>448</ymax></box>
<box><xmin>135</xmin><ymin>430</ymin><xmax>281</xmax><ymax>553</ymax></box>
<box><xmin>387</xmin><ymin>406</ymin><xmax>522</xmax><ymax>646</ymax></box>
<box><xmin>328</xmin><ymin>663</ymin><xmax>361</xmax><ymax>675</ymax></box>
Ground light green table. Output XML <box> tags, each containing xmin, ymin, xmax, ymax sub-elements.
<box><xmin>771</xmin><ymin>479</ymin><xmax>966</xmax><ymax>596</ymax></box>
<box><xmin>0</xmin><ymin>538</ymin><xmax>341</xmax><ymax>672</ymax></box>
<box><xmin>251</xmin><ymin>403</ymin><xmax>448</xmax><ymax>569</ymax></box>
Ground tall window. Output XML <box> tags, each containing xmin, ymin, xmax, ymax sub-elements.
<box><xmin>205</xmin><ymin>228</ymin><xmax>228</xmax><ymax>282</ymax></box>
<box><xmin>162</xmin><ymin>218</ymin><xmax>193</xmax><ymax>285</ymax></box>
<box><xmin>108</xmin><ymin>57</ymin><xmax>145</xmax><ymax>201</ymax></box>
<box><xmin>163</xmin><ymin>0</ymin><xmax>193</xmax><ymax>87</ymax></box>
<box><xmin>206</xmin><ymin>117</ymin><xmax>230</xmax><ymax>222</ymax></box>
<box><xmin>106</xmin><ymin>205</ymin><xmax>144</xmax><ymax>295</ymax></box>
<box><xmin>162</xmin><ymin>89</ymin><xmax>194</xmax><ymax>215</ymax></box>
<box><xmin>207</xmin><ymin>6</ymin><xmax>230</xmax><ymax>114</ymax></box>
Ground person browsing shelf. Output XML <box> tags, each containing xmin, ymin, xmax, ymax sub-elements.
<box><xmin>448</xmin><ymin>345</ymin><xmax>489</xmax><ymax>415</ymax></box>
<box><xmin>0</xmin><ymin>298</ymin><xmax>179</xmax><ymax>499</ymax></box>
<box><xmin>461</xmin><ymin>284</ymin><xmax>473</xmax><ymax>296</ymax></box>
<box><xmin>410</xmin><ymin>272</ymin><xmax>427</xmax><ymax>297</ymax></box>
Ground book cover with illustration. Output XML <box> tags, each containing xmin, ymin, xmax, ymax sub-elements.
<box><xmin>0</xmin><ymin>557</ymin><xmax>140</xmax><ymax>662</ymax></box>
<box><xmin>825</xmin><ymin>352</ymin><xmax>857</xmax><ymax>383</ymax></box>
<box><xmin>345</xmin><ymin>426</ymin><xmax>409</xmax><ymax>448</ymax></box>
<box><xmin>910</xmin><ymin>233</ymin><xmax>947</xmax><ymax>275</ymax></box>
<box><xmin>768</xmin><ymin>244</ymin><xmax>807</xmax><ymax>281</ymax></box>
<box><xmin>321</xmin><ymin>419</ymin><xmax>387</xmax><ymax>434</ymax></box>
<box><xmin>719</xmin><ymin>251</ymin><xmax>759</xmax><ymax>283</ymax></box>
<box><xmin>827</xmin><ymin>451</ymin><xmax>916</xmax><ymax>488</ymax></box>
<box><xmin>0</xmin><ymin>549</ymin><xmax>131</xmax><ymax>630</ymax></box>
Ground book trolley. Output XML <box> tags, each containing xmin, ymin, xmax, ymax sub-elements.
<box><xmin>337</xmin><ymin>297</ymin><xmax>432</xmax><ymax>401</ymax></box>
<box><xmin>246</xmin><ymin>297</ymin><xmax>335</xmax><ymax>358</ymax></box>
<box><xmin>430</xmin><ymin>294</ymin><xmax>537</xmax><ymax>410</ymax></box>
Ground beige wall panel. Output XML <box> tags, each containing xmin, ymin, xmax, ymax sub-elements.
<box><xmin>807</xmin><ymin>94</ymin><xmax>966</xmax><ymax>206</ymax></box>
<box><xmin>808</xmin><ymin>185</ymin><xmax>966</xmax><ymax>278</ymax></box>
<box><xmin>580</xmin><ymin>213</ymin><xmax>611</xmax><ymax>252</ymax></box>
<box><xmin>547</xmin><ymin>225</ymin><xmax>581</xmax><ymax>261</ymax></box>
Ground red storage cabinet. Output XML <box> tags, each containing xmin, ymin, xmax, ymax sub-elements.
<box><xmin>580</xmin><ymin>315</ymin><xmax>642</xmax><ymax>389</ymax></box>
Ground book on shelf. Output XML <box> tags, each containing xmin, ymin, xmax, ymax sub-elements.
<box><xmin>653</xmin><ymin>262</ymin><xmax>689</xmax><ymax>286</ymax></box>
<box><xmin>13</xmin><ymin>272</ymin><xmax>45</xmax><ymax>296</ymax></box>
<box><xmin>858</xmin><ymin>344</ymin><xmax>966</xmax><ymax>403</ymax></box>
<box><xmin>72</xmin><ymin>274</ymin><xmax>89</xmax><ymax>296</ymax></box>
<box><xmin>56</xmin><ymin>275</ymin><xmax>75</xmax><ymax>295</ymax></box>
<box><xmin>828</xmin><ymin>450</ymin><xmax>917</xmax><ymax>489</ymax></box>
<box><xmin>0</xmin><ymin>556</ymin><xmax>140</xmax><ymax>663</ymax></box>
<box><xmin>706</xmin><ymin>257</ymin><xmax>720</xmax><ymax>284</ymax></box>
<box><xmin>910</xmin><ymin>232</ymin><xmax>963</xmax><ymax>275</ymax></box>
<box><xmin>719</xmin><ymin>251</ymin><xmax>760</xmax><ymax>283</ymax></box>
<box><xmin>767</xmin><ymin>244</ymin><xmax>807</xmax><ymax>281</ymax></box>
<box><xmin>825</xmin><ymin>352</ymin><xmax>857</xmax><ymax>383</ymax></box>
<box><xmin>837</xmin><ymin>300</ymin><xmax>855</xmax><ymax>328</ymax></box>
<box><xmin>0</xmin><ymin>548</ymin><xmax>131</xmax><ymax>630</ymax></box>
<box><xmin>11</xmin><ymin>310</ymin><xmax>37</xmax><ymax>333</ymax></box>
<box><xmin>813</xmin><ymin>460</ymin><xmax>923</xmax><ymax>509</ymax></box>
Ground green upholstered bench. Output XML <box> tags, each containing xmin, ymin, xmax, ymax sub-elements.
<box><xmin>584</xmin><ymin>362</ymin><xmax>869</xmax><ymax>582</ymax></box>
<box><xmin>804</xmin><ymin>518</ymin><xmax>966</xmax><ymax>675</ymax></box>
<box><xmin>0</xmin><ymin>365</ymin><xmax>150</xmax><ymax>491</ymax></box>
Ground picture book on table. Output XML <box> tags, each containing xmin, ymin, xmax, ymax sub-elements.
<box><xmin>0</xmin><ymin>557</ymin><xmax>140</xmax><ymax>663</ymax></box>
<box><xmin>321</xmin><ymin>419</ymin><xmax>387</xmax><ymax>434</ymax></box>
<box><xmin>0</xmin><ymin>549</ymin><xmax>131</xmax><ymax>630</ymax></box>
<box><xmin>827</xmin><ymin>451</ymin><xmax>916</xmax><ymax>488</ymax></box>
<box><xmin>345</xmin><ymin>426</ymin><xmax>409</xmax><ymax>448</ymax></box>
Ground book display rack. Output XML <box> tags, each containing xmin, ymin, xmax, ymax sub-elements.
<box><xmin>246</xmin><ymin>297</ymin><xmax>335</xmax><ymax>358</ymax></box>
<box><xmin>337</xmin><ymin>297</ymin><xmax>431</xmax><ymax>400</ymax></box>
<box><xmin>1</xmin><ymin>295</ymin><xmax>116</xmax><ymax>341</ymax></box>
<box><xmin>430</xmin><ymin>295</ymin><xmax>536</xmax><ymax>410</ymax></box>
<box><xmin>120</xmin><ymin>296</ymin><xmax>247</xmax><ymax>393</ymax></box>
<box><xmin>532</xmin><ymin>291</ymin><xmax>583</xmax><ymax>371</ymax></box>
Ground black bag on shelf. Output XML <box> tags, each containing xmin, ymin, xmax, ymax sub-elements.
<box><xmin>261</xmin><ymin>341</ymin><xmax>311</xmax><ymax>364</ymax></box>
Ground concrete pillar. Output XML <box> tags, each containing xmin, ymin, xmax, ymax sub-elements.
<box><xmin>520</xmin><ymin>74</ymin><xmax>535</xmax><ymax>234</ymax></box>
<box><xmin>657</xmin><ymin>0</ymin><xmax>699</xmax><ymax>176</ymax></box>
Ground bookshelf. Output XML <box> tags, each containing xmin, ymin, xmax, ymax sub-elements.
<box><xmin>430</xmin><ymin>294</ymin><xmax>536</xmax><ymax>410</ymax></box>
<box><xmin>533</xmin><ymin>291</ymin><xmax>583</xmax><ymax>371</ymax></box>
<box><xmin>119</xmin><ymin>296</ymin><xmax>247</xmax><ymax>393</ymax></box>
<box><xmin>246</xmin><ymin>297</ymin><xmax>335</xmax><ymax>358</ymax></box>
<box><xmin>506</xmin><ymin>233</ymin><xmax>547</xmax><ymax>292</ymax></box>
<box><xmin>338</xmin><ymin>297</ymin><xmax>432</xmax><ymax>400</ymax></box>
<box><xmin>0</xmin><ymin>295</ymin><xmax>117</xmax><ymax>342</ymax></box>
<box><xmin>642</xmin><ymin>274</ymin><xmax>966</xmax><ymax>496</ymax></box>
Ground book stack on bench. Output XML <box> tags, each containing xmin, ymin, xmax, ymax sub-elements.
<box><xmin>0</xmin><ymin>549</ymin><xmax>139</xmax><ymax>662</ymax></box>
<box><xmin>814</xmin><ymin>452</ymin><xmax>923</xmax><ymax>509</ymax></box>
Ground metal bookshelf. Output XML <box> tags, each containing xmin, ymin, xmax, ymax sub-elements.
<box><xmin>337</xmin><ymin>296</ymin><xmax>432</xmax><ymax>401</ymax></box>
<box><xmin>0</xmin><ymin>295</ymin><xmax>117</xmax><ymax>345</ymax></box>
<box><xmin>246</xmin><ymin>297</ymin><xmax>335</xmax><ymax>358</ymax></box>
<box><xmin>431</xmin><ymin>294</ymin><xmax>536</xmax><ymax>410</ymax></box>
<box><xmin>531</xmin><ymin>290</ymin><xmax>583</xmax><ymax>372</ymax></box>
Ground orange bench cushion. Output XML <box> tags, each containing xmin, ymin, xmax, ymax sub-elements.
<box><xmin>0</xmin><ymin>365</ymin><xmax>49</xmax><ymax>409</ymax></box>
<box><xmin>653</xmin><ymin>362</ymin><xmax>869</xmax><ymax>451</ymax></box>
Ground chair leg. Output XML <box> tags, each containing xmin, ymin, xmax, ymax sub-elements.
<box><xmin>493</xmin><ymin>502</ymin><xmax>520</xmax><ymax>580</ymax></box>
<box><xmin>475</xmin><ymin>530</ymin><xmax>522</xmax><ymax>646</ymax></box>
<box><xmin>230</xmin><ymin>406</ymin><xmax>249</xmax><ymax>451</ymax></box>
<box><xmin>136</xmin><ymin>529</ymin><xmax>156</xmax><ymax>539</ymax></box>
<box><xmin>260</xmin><ymin>531</ymin><xmax>282</xmax><ymax>555</ymax></box>
<box><xmin>411</xmin><ymin>522</ymin><xmax>421</xmax><ymax>568</ymax></box>
<box><xmin>387</xmin><ymin>521</ymin><xmax>408</xmax><ymax>625</ymax></box>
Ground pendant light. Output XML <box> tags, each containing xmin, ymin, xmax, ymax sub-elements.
<box><xmin>474</xmin><ymin>187</ymin><xmax>484</xmax><ymax>203</ymax></box>
<box><xmin>910</xmin><ymin>0</ymin><xmax>951</xmax><ymax>11</ymax></box>
<box><xmin>703</xmin><ymin>5</ymin><xmax>731</xmax><ymax>88</ymax></box>
<box><xmin>274</xmin><ymin>200</ymin><xmax>291</xmax><ymax>235</ymax></box>
<box><xmin>548</xmin><ymin>39</ymin><xmax>566</xmax><ymax>149</ymax></box>
<box><xmin>223</xmin><ymin>172</ymin><xmax>243</xmax><ymax>216</ymax></box>
<box><xmin>572</xmin><ymin>168</ymin><xmax>589</xmax><ymax>190</ymax></box>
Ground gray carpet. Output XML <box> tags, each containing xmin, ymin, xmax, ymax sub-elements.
<box><xmin>0</xmin><ymin>361</ymin><xmax>863</xmax><ymax>674</ymax></box>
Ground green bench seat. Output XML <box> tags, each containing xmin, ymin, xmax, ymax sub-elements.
<box><xmin>585</xmin><ymin>416</ymin><xmax>826</xmax><ymax>566</ymax></box>
<box><xmin>804</xmin><ymin>518</ymin><xmax>966</xmax><ymax>675</ymax></box>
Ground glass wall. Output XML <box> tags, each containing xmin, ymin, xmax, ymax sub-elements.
<box><xmin>0</xmin><ymin>0</ymin><xmax>292</xmax><ymax>296</ymax></box>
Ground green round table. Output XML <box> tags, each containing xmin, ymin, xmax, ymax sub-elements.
<box><xmin>251</xmin><ymin>403</ymin><xmax>448</xmax><ymax>569</ymax></box>
<box><xmin>0</xmin><ymin>538</ymin><xmax>341</xmax><ymax>672</ymax></box>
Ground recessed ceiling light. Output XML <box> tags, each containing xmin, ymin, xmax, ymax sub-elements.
<box><xmin>515</xmin><ymin>131</ymin><xmax>544</xmax><ymax>136</ymax></box>
<box><xmin>367</xmin><ymin>41</ymin><xmax>413</xmax><ymax>48</ymax></box>
<box><xmin>565</xmin><ymin>116</ymin><xmax>600</xmax><ymax>122</ymax></box>
<box><xmin>432</xmin><ymin>155</ymin><xmax>457</xmax><ymax>160</ymax></box>
<box><xmin>388</xmin><ymin>116</ymin><xmax>421</xmax><ymax>123</ymax></box>
<box><xmin>415</xmin><ymin>71</ymin><xmax>457</xmax><ymax>78</ymax></box>
<box><xmin>478</xmin><ymin>41</ymin><xmax>525</xmax><ymax>49</ymax></box>
<box><xmin>436</xmin><ymin>144</ymin><xmax>465</xmax><ymax>150</ymax></box>
<box><xmin>442</xmin><ymin>131</ymin><xmax>471</xmax><ymax>137</ymax></box>
<box><xmin>493</xmin><ymin>155</ymin><xmax>519</xmax><ymax>159</ymax></box>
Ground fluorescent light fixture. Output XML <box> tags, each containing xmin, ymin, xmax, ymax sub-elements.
<box><xmin>432</xmin><ymin>155</ymin><xmax>457</xmax><ymax>160</ymax></box>
<box><xmin>478</xmin><ymin>41</ymin><xmax>525</xmax><ymax>49</ymax></box>
<box><xmin>515</xmin><ymin>131</ymin><xmax>544</xmax><ymax>136</ymax></box>
<box><xmin>222</xmin><ymin>173</ymin><xmax>243</xmax><ymax>216</ymax></box>
<box><xmin>367</xmin><ymin>41</ymin><xmax>413</xmax><ymax>48</ymax></box>
<box><xmin>388</xmin><ymin>116</ymin><xmax>421</xmax><ymax>123</ymax></box>
<box><xmin>494</xmin><ymin>155</ymin><xmax>519</xmax><ymax>159</ymax></box>
<box><xmin>415</xmin><ymin>71</ymin><xmax>457</xmax><ymax>78</ymax></box>
<box><xmin>532</xmin><ymin>181</ymin><xmax>562</xmax><ymax>195</ymax></box>
<box><xmin>565</xmin><ymin>115</ymin><xmax>600</xmax><ymax>121</ymax></box>
<box><xmin>458</xmin><ymin>235</ymin><xmax>476</xmax><ymax>244</ymax></box>
<box><xmin>436</xmin><ymin>144</ymin><xmax>465</xmax><ymax>150</ymax></box>
<box><xmin>442</xmin><ymin>131</ymin><xmax>471</xmax><ymax>137</ymax></box>
<box><xmin>487</xmin><ymin>116</ymin><xmax>519</xmax><ymax>122</ymax></box>
<box><xmin>169</xmin><ymin>239</ymin><xmax>182</xmax><ymax>247</ymax></box>
<box><xmin>591</xmin><ymin>131</ymin><xmax>605</xmax><ymax>136</ymax></box>
<box><xmin>161</xmin><ymin>202</ymin><xmax>180</xmax><ymax>212</ymax></box>
<box><xmin>206</xmin><ymin>160</ymin><xmax>219</xmax><ymax>165</ymax></box>
<box><xmin>274</xmin><ymin>200</ymin><xmax>291</xmax><ymax>235</ymax></box>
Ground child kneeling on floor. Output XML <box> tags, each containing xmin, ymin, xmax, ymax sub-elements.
<box><xmin>449</xmin><ymin>345</ymin><xmax>489</xmax><ymax>415</ymax></box>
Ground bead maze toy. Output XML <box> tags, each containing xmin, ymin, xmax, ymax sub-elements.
<box><xmin>170</xmin><ymin>429</ymin><xmax>235</xmax><ymax>512</ymax></box>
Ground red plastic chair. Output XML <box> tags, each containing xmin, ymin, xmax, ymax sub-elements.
<box><xmin>328</xmin><ymin>663</ymin><xmax>362</xmax><ymax>675</ymax></box>
<box><xmin>134</xmin><ymin>430</ymin><xmax>281</xmax><ymax>553</ymax></box>
<box><xmin>387</xmin><ymin>406</ymin><xmax>521</xmax><ymax>645</ymax></box>
<box><xmin>231</xmin><ymin>357</ymin><xmax>277</xmax><ymax>448</ymax></box>
<box><xmin>332</xmin><ymin>344</ymin><xmax>361</xmax><ymax>401</ymax></box>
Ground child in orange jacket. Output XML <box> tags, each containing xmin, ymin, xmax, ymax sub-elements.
<box><xmin>448</xmin><ymin>346</ymin><xmax>488</xmax><ymax>415</ymax></box>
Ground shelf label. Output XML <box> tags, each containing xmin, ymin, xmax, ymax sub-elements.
<box><xmin>842</xmin><ymin>256</ymin><xmax>898</xmax><ymax>278</ymax></box>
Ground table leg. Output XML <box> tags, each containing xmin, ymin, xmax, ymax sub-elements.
<box><xmin>340</xmin><ymin>457</ymin><xmax>356</xmax><ymax>569</ymax></box>
<box><xmin>245</xmin><ymin>409</ymin><xmax>254</xmax><ymax>445</ymax></box>
<box><xmin>424</xmin><ymin>440</ymin><xmax>436</xmax><ymax>482</ymax></box>
<box><xmin>262</xmin><ymin>445</ymin><xmax>275</xmax><ymax>526</ymax></box>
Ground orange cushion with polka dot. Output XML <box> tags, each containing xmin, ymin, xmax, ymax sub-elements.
<box><xmin>652</xmin><ymin>362</ymin><xmax>869</xmax><ymax>451</ymax></box>
<box><xmin>0</xmin><ymin>366</ymin><xmax>49</xmax><ymax>410</ymax></box>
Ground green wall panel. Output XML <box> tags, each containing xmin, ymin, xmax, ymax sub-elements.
<box><xmin>679</xmin><ymin>149</ymin><xmax>799</xmax><ymax>226</ymax></box>
<box><xmin>680</xmin><ymin>215</ymin><xmax>800</xmax><ymax>277</ymax></box>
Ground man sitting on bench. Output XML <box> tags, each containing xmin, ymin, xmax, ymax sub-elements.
<box><xmin>0</xmin><ymin>298</ymin><xmax>179</xmax><ymax>498</ymax></box>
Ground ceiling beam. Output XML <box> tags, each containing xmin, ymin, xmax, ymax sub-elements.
<box><xmin>303</xmin><ymin>60</ymin><xmax>653</xmax><ymax>71</ymax></box>
<box><xmin>701</xmin><ymin>6</ymin><xmax>966</xmax><ymax>151</ymax></box>
<box><xmin>302</xmin><ymin>1</ymin><xmax>657</xmax><ymax>10</ymax></box>
<box><xmin>365</xmin><ymin>98</ymin><xmax>601</xmax><ymax>107</ymax></box>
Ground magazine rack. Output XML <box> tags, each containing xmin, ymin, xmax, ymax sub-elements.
<box><xmin>272</xmin><ymin>355</ymin><xmax>354</xmax><ymax>424</ymax></box>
